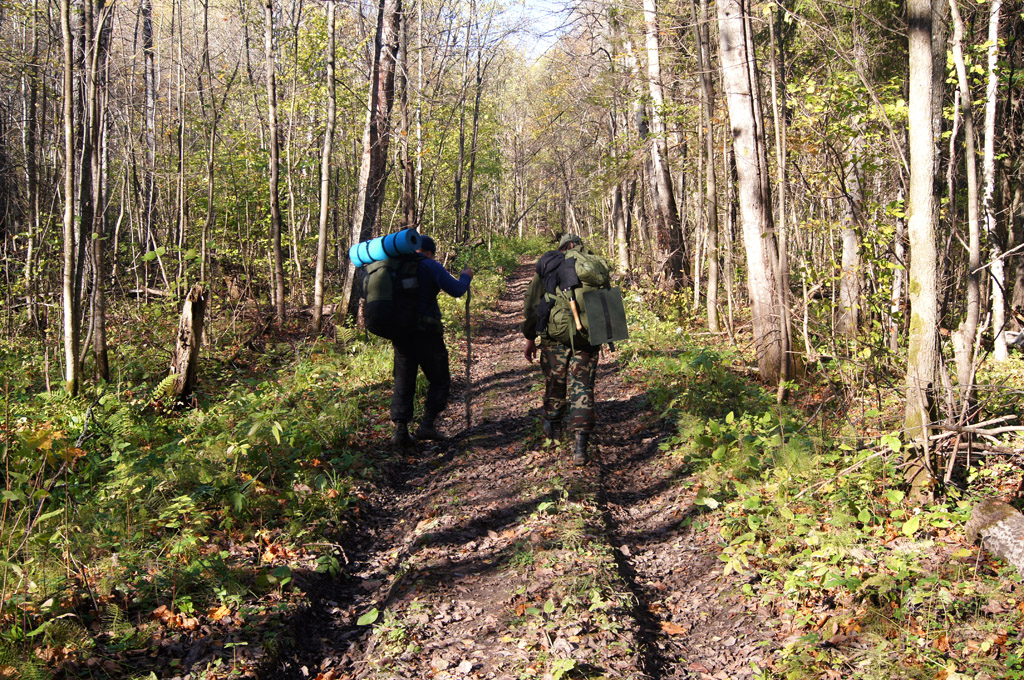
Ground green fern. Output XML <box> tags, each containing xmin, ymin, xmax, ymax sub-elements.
<box><xmin>46</xmin><ymin>618</ymin><xmax>91</xmax><ymax>650</ymax></box>
<box><xmin>152</xmin><ymin>373</ymin><xmax>179</xmax><ymax>401</ymax></box>
<box><xmin>103</xmin><ymin>603</ymin><xmax>129</xmax><ymax>636</ymax></box>
<box><xmin>104</xmin><ymin>404</ymin><xmax>133</xmax><ymax>438</ymax></box>
<box><xmin>0</xmin><ymin>642</ymin><xmax>47</xmax><ymax>680</ymax></box>
<box><xmin>336</xmin><ymin>325</ymin><xmax>359</xmax><ymax>344</ymax></box>
<box><xmin>19</xmin><ymin>661</ymin><xmax>48</xmax><ymax>680</ymax></box>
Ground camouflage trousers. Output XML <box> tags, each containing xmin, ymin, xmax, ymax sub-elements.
<box><xmin>540</xmin><ymin>342</ymin><xmax>598</xmax><ymax>433</ymax></box>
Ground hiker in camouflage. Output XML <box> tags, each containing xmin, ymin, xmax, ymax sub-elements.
<box><xmin>522</xmin><ymin>234</ymin><xmax>599</xmax><ymax>465</ymax></box>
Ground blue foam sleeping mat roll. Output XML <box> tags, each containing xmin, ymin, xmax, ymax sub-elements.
<box><xmin>349</xmin><ymin>228</ymin><xmax>421</xmax><ymax>268</ymax></box>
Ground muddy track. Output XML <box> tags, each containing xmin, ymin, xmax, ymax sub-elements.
<box><xmin>268</xmin><ymin>264</ymin><xmax>777</xmax><ymax>679</ymax></box>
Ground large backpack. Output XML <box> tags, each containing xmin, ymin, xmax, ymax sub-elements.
<box><xmin>363</xmin><ymin>254</ymin><xmax>421</xmax><ymax>340</ymax></box>
<box><xmin>544</xmin><ymin>247</ymin><xmax>628</xmax><ymax>348</ymax></box>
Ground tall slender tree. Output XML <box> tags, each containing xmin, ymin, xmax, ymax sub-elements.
<box><xmin>983</xmin><ymin>0</ymin><xmax>1007</xmax><ymax>360</ymax></box>
<box><xmin>398</xmin><ymin>2</ymin><xmax>416</xmax><ymax>230</ymax></box>
<box><xmin>60</xmin><ymin>0</ymin><xmax>79</xmax><ymax>394</ymax></box>
<box><xmin>264</xmin><ymin>0</ymin><xmax>287</xmax><ymax>327</ymax></box>
<box><xmin>694</xmin><ymin>0</ymin><xmax>719</xmax><ymax>332</ymax></box>
<box><xmin>949</xmin><ymin>0</ymin><xmax>982</xmax><ymax>396</ymax></box>
<box><xmin>904</xmin><ymin>0</ymin><xmax>940</xmax><ymax>495</ymax></box>
<box><xmin>23</xmin><ymin>0</ymin><xmax>41</xmax><ymax>329</ymax></box>
<box><xmin>643</xmin><ymin>0</ymin><xmax>686</xmax><ymax>286</ymax></box>
<box><xmin>313</xmin><ymin>0</ymin><xmax>337</xmax><ymax>333</ymax></box>
<box><xmin>89</xmin><ymin>0</ymin><xmax>112</xmax><ymax>381</ymax></box>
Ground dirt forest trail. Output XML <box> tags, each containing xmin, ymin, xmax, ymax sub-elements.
<box><xmin>272</xmin><ymin>264</ymin><xmax>778</xmax><ymax>679</ymax></box>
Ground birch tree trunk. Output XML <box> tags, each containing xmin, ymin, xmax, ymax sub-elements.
<box><xmin>174</xmin><ymin>0</ymin><xmax>187</xmax><ymax>288</ymax></box>
<box><xmin>838</xmin><ymin>82</ymin><xmax>865</xmax><ymax>342</ymax></box>
<box><xmin>905</xmin><ymin>0</ymin><xmax>941</xmax><ymax>497</ymax></box>
<box><xmin>983</xmin><ymin>0</ymin><xmax>1006</xmax><ymax>360</ymax></box>
<box><xmin>605</xmin><ymin>9</ymin><xmax>632</xmax><ymax>275</ymax></box>
<box><xmin>24</xmin><ymin>0</ymin><xmax>41</xmax><ymax>329</ymax></box>
<box><xmin>141</xmin><ymin>0</ymin><xmax>158</xmax><ymax>289</ymax></box>
<box><xmin>717</xmin><ymin>0</ymin><xmax>787</xmax><ymax>384</ymax></box>
<box><xmin>696</xmin><ymin>0</ymin><xmax>719</xmax><ymax>332</ymax></box>
<box><xmin>313</xmin><ymin>0</ymin><xmax>337</xmax><ymax>333</ymax></box>
<box><xmin>61</xmin><ymin>0</ymin><xmax>80</xmax><ymax>395</ymax></box>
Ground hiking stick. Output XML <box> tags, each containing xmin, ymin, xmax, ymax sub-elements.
<box><xmin>464</xmin><ymin>239</ymin><xmax>485</xmax><ymax>430</ymax></box>
<box><xmin>465</xmin><ymin>285</ymin><xmax>472</xmax><ymax>430</ymax></box>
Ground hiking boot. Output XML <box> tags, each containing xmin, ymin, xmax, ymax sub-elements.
<box><xmin>392</xmin><ymin>422</ymin><xmax>415</xmax><ymax>448</ymax></box>
<box><xmin>415</xmin><ymin>419</ymin><xmax>446</xmax><ymax>441</ymax></box>
<box><xmin>573</xmin><ymin>432</ymin><xmax>589</xmax><ymax>465</ymax></box>
<box><xmin>542</xmin><ymin>418</ymin><xmax>562</xmax><ymax>441</ymax></box>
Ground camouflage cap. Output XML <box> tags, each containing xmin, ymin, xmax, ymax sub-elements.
<box><xmin>558</xmin><ymin>234</ymin><xmax>583</xmax><ymax>249</ymax></box>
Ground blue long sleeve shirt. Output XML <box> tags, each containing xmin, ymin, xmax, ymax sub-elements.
<box><xmin>418</xmin><ymin>257</ymin><xmax>471</xmax><ymax>322</ymax></box>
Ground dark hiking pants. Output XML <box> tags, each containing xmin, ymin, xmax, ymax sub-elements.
<box><xmin>391</xmin><ymin>331</ymin><xmax>450</xmax><ymax>424</ymax></box>
<box><xmin>540</xmin><ymin>342</ymin><xmax>598</xmax><ymax>433</ymax></box>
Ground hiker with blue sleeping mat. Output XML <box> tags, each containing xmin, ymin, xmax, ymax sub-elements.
<box><xmin>390</xmin><ymin>235</ymin><xmax>473</xmax><ymax>447</ymax></box>
<box><xmin>357</xmin><ymin>232</ymin><xmax>472</xmax><ymax>447</ymax></box>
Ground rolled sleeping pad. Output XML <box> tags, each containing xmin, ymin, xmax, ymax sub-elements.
<box><xmin>348</xmin><ymin>241</ymin><xmax>372</xmax><ymax>268</ymax></box>
<box><xmin>385</xmin><ymin>229</ymin><xmax>420</xmax><ymax>257</ymax></box>
<box><xmin>347</xmin><ymin>240</ymin><xmax>373</xmax><ymax>268</ymax></box>
<box><xmin>367</xmin><ymin>234</ymin><xmax>390</xmax><ymax>262</ymax></box>
<box><xmin>349</xmin><ymin>228</ymin><xmax>421</xmax><ymax>267</ymax></box>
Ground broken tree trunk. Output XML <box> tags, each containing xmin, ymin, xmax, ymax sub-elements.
<box><xmin>170</xmin><ymin>283</ymin><xmax>208</xmax><ymax>403</ymax></box>
<box><xmin>965</xmin><ymin>499</ymin><xmax>1024</xmax><ymax>578</ymax></box>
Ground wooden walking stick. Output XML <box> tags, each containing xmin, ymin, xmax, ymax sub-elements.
<box><xmin>464</xmin><ymin>239</ymin><xmax>484</xmax><ymax>430</ymax></box>
<box><xmin>465</xmin><ymin>285</ymin><xmax>472</xmax><ymax>429</ymax></box>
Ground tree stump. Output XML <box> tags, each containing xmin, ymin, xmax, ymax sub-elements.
<box><xmin>965</xmin><ymin>499</ymin><xmax>1024</xmax><ymax>578</ymax></box>
<box><xmin>170</xmin><ymin>284</ymin><xmax>208</xmax><ymax>403</ymax></box>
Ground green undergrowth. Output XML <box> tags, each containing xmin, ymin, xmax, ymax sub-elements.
<box><xmin>0</xmin><ymin>334</ymin><xmax>400</xmax><ymax>676</ymax></box>
<box><xmin>619</xmin><ymin>287</ymin><xmax>1024</xmax><ymax>680</ymax></box>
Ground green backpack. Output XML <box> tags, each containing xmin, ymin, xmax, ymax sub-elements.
<box><xmin>544</xmin><ymin>247</ymin><xmax>628</xmax><ymax>348</ymax></box>
<box><xmin>363</xmin><ymin>254</ymin><xmax>421</xmax><ymax>340</ymax></box>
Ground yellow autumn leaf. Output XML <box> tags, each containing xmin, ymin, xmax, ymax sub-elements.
<box><xmin>209</xmin><ymin>604</ymin><xmax>232</xmax><ymax>621</ymax></box>
<box><xmin>63</xmin><ymin>447</ymin><xmax>86</xmax><ymax>462</ymax></box>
